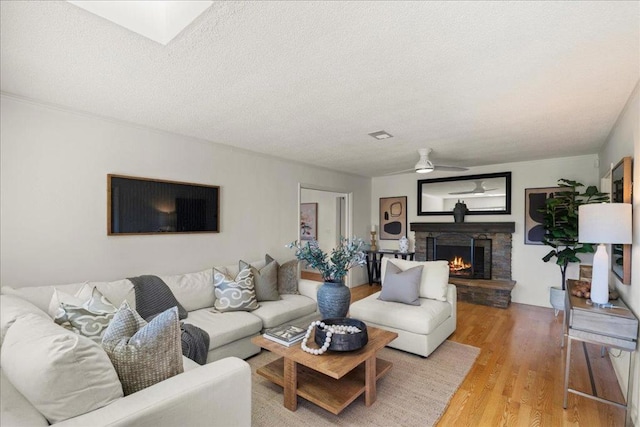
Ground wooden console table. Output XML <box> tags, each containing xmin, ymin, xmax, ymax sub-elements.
<box><xmin>365</xmin><ymin>250</ymin><xmax>415</xmax><ymax>285</ymax></box>
<box><xmin>563</xmin><ymin>281</ymin><xmax>638</xmax><ymax>426</ymax></box>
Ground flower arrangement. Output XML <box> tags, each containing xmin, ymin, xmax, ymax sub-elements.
<box><xmin>286</xmin><ymin>237</ymin><xmax>366</xmax><ymax>283</ymax></box>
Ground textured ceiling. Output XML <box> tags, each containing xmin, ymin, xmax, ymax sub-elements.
<box><xmin>1</xmin><ymin>1</ymin><xmax>638</xmax><ymax>177</ymax></box>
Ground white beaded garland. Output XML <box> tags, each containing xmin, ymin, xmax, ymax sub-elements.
<box><xmin>300</xmin><ymin>320</ymin><xmax>362</xmax><ymax>355</ymax></box>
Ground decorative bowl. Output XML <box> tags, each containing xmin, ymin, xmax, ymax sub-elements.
<box><xmin>314</xmin><ymin>317</ymin><xmax>368</xmax><ymax>351</ymax></box>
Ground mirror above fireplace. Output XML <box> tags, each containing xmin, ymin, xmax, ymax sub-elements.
<box><xmin>417</xmin><ymin>172</ymin><xmax>511</xmax><ymax>216</ymax></box>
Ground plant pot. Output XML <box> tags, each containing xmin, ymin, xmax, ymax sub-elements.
<box><xmin>317</xmin><ymin>281</ymin><xmax>351</xmax><ymax>318</ymax></box>
<box><xmin>549</xmin><ymin>286</ymin><xmax>565</xmax><ymax>316</ymax></box>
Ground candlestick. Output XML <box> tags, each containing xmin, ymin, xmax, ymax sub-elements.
<box><xmin>370</xmin><ymin>231</ymin><xmax>377</xmax><ymax>252</ymax></box>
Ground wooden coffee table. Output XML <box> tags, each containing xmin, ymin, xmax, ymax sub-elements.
<box><xmin>251</xmin><ymin>325</ymin><xmax>398</xmax><ymax>414</ymax></box>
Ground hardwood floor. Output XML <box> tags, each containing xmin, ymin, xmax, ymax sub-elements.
<box><xmin>350</xmin><ymin>284</ymin><xmax>627</xmax><ymax>426</ymax></box>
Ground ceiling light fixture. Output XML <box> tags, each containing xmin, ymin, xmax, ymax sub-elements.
<box><xmin>368</xmin><ymin>131</ymin><xmax>393</xmax><ymax>140</ymax></box>
<box><xmin>67</xmin><ymin>1</ymin><xmax>213</xmax><ymax>45</ymax></box>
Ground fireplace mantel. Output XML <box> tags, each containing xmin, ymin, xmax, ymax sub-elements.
<box><xmin>410</xmin><ymin>222</ymin><xmax>515</xmax><ymax>234</ymax></box>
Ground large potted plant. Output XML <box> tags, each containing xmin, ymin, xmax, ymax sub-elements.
<box><xmin>287</xmin><ymin>237</ymin><xmax>366</xmax><ymax>318</ymax></box>
<box><xmin>541</xmin><ymin>179</ymin><xmax>608</xmax><ymax>312</ymax></box>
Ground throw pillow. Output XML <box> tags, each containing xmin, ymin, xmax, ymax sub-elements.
<box><xmin>102</xmin><ymin>303</ymin><xmax>183</xmax><ymax>396</ymax></box>
<box><xmin>212</xmin><ymin>267</ymin><xmax>259</xmax><ymax>312</ymax></box>
<box><xmin>377</xmin><ymin>262</ymin><xmax>423</xmax><ymax>305</ymax></box>
<box><xmin>276</xmin><ymin>258</ymin><xmax>299</xmax><ymax>294</ymax></box>
<box><xmin>128</xmin><ymin>275</ymin><xmax>188</xmax><ymax>320</ymax></box>
<box><xmin>49</xmin><ymin>284</ymin><xmax>117</xmax><ymax>343</ymax></box>
<box><xmin>380</xmin><ymin>258</ymin><xmax>449</xmax><ymax>301</ymax></box>
<box><xmin>1</xmin><ymin>313</ymin><xmax>123</xmax><ymax>424</ymax></box>
<box><xmin>239</xmin><ymin>258</ymin><xmax>280</xmax><ymax>301</ymax></box>
<box><xmin>0</xmin><ymin>294</ymin><xmax>49</xmax><ymax>346</ymax></box>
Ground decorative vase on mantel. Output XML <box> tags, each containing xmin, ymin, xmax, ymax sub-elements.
<box><xmin>317</xmin><ymin>281</ymin><xmax>351</xmax><ymax>318</ymax></box>
<box><xmin>453</xmin><ymin>200</ymin><xmax>468</xmax><ymax>223</ymax></box>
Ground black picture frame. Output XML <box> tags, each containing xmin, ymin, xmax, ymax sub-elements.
<box><xmin>524</xmin><ymin>186</ymin><xmax>558</xmax><ymax>245</ymax></box>
<box><xmin>379</xmin><ymin>196</ymin><xmax>407</xmax><ymax>240</ymax></box>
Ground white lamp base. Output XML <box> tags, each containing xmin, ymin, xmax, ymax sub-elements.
<box><xmin>590</xmin><ymin>243</ymin><xmax>609</xmax><ymax>305</ymax></box>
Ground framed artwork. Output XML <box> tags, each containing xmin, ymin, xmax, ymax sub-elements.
<box><xmin>108</xmin><ymin>174</ymin><xmax>219</xmax><ymax>235</ymax></box>
<box><xmin>524</xmin><ymin>187</ymin><xmax>558</xmax><ymax>245</ymax></box>
<box><xmin>300</xmin><ymin>203</ymin><xmax>318</xmax><ymax>240</ymax></box>
<box><xmin>379</xmin><ymin>196</ymin><xmax>407</xmax><ymax>240</ymax></box>
<box><xmin>611</xmin><ymin>156</ymin><xmax>632</xmax><ymax>284</ymax></box>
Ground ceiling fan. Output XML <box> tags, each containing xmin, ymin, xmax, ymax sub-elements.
<box><xmin>385</xmin><ymin>148</ymin><xmax>469</xmax><ymax>175</ymax></box>
<box><xmin>449</xmin><ymin>180</ymin><xmax>497</xmax><ymax>195</ymax></box>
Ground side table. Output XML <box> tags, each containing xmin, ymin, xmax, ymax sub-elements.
<box><xmin>365</xmin><ymin>250</ymin><xmax>415</xmax><ymax>285</ymax></box>
<box><xmin>563</xmin><ymin>281</ymin><xmax>638</xmax><ymax>426</ymax></box>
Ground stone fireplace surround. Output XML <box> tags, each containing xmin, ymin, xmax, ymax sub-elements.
<box><xmin>410</xmin><ymin>222</ymin><xmax>516</xmax><ymax>308</ymax></box>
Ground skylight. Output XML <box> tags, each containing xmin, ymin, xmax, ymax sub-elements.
<box><xmin>67</xmin><ymin>1</ymin><xmax>213</xmax><ymax>45</ymax></box>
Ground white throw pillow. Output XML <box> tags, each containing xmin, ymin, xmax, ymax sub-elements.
<box><xmin>380</xmin><ymin>258</ymin><xmax>450</xmax><ymax>301</ymax></box>
<box><xmin>159</xmin><ymin>269</ymin><xmax>215</xmax><ymax>312</ymax></box>
<box><xmin>0</xmin><ymin>295</ymin><xmax>50</xmax><ymax>347</ymax></box>
<box><xmin>1</xmin><ymin>314</ymin><xmax>123</xmax><ymax>424</ymax></box>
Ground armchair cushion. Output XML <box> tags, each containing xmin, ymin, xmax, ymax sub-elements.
<box><xmin>377</xmin><ymin>263</ymin><xmax>422</xmax><ymax>305</ymax></box>
<box><xmin>381</xmin><ymin>258</ymin><xmax>449</xmax><ymax>301</ymax></box>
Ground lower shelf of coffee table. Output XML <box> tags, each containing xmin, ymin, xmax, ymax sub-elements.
<box><xmin>256</xmin><ymin>356</ymin><xmax>392</xmax><ymax>415</ymax></box>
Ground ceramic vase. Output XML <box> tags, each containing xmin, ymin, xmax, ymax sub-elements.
<box><xmin>453</xmin><ymin>200</ymin><xmax>468</xmax><ymax>223</ymax></box>
<box><xmin>399</xmin><ymin>236</ymin><xmax>409</xmax><ymax>253</ymax></box>
<box><xmin>317</xmin><ymin>281</ymin><xmax>351</xmax><ymax>318</ymax></box>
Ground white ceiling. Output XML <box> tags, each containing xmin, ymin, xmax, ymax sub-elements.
<box><xmin>1</xmin><ymin>1</ymin><xmax>638</xmax><ymax>177</ymax></box>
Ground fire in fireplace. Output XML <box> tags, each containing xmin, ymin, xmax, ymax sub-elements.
<box><xmin>426</xmin><ymin>234</ymin><xmax>492</xmax><ymax>279</ymax></box>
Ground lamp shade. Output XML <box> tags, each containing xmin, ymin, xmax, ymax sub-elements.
<box><xmin>578</xmin><ymin>203</ymin><xmax>632</xmax><ymax>244</ymax></box>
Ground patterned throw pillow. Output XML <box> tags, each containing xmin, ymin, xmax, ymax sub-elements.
<box><xmin>49</xmin><ymin>284</ymin><xmax>117</xmax><ymax>343</ymax></box>
<box><xmin>213</xmin><ymin>267</ymin><xmax>259</xmax><ymax>312</ymax></box>
<box><xmin>276</xmin><ymin>258</ymin><xmax>299</xmax><ymax>295</ymax></box>
<box><xmin>101</xmin><ymin>302</ymin><xmax>183</xmax><ymax>396</ymax></box>
<box><xmin>240</xmin><ymin>257</ymin><xmax>280</xmax><ymax>302</ymax></box>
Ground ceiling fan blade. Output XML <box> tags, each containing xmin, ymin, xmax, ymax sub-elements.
<box><xmin>383</xmin><ymin>168</ymin><xmax>416</xmax><ymax>176</ymax></box>
<box><xmin>448</xmin><ymin>190</ymin><xmax>477</xmax><ymax>195</ymax></box>
<box><xmin>434</xmin><ymin>165</ymin><xmax>469</xmax><ymax>172</ymax></box>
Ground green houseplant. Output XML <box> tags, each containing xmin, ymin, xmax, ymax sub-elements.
<box><xmin>540</xmin><ymin>179</ymin><xmax>608</xmax><ymax>311</ymax></box>
<box><xmin>287</xmin><ymin>237</ymin><xmax>366</xmax><ymax>318</ymax></box>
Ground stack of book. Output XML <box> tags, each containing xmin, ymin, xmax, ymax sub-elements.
<box><xmin>263</xmin><ymin>324</ymin><xmax>306</xmax><ymax>347</ymax></box>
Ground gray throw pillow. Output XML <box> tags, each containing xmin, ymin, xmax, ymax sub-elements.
<box><xmin>213</xmin><ymin>267</ymin><xmax>260</xmax><ymax>312</ymax></box>
<box><xmin>276</xmin><ymin>258</ymin><xmax>299</xmax><ymax>295</ymax></box>
<box><xmin>101</xmin><ymin>303</ymin><xmax>183</xmax><ymax>395</ymax></box>
<box><xmin>240</xmin><ymin>258</ymin><xmax>280</xmax><ymax>302</ymax></box>
<box><xmin>377</xmin><ymin>262</ymin><xmax>423</xmax><ymax>306</ymax></box>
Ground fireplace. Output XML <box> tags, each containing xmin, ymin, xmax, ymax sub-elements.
<box><xmin>427</xmin><ymin>234</ymin><xmax>491</xmax><ymax>279</ymax></box>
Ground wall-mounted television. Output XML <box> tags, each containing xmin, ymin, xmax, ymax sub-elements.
<box><xmin>108</xmin><ymin>174</ymin><xmax>219</xmax><ymax>235</ymax></box>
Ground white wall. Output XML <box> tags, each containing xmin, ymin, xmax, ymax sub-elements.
<box><xmin>372</xmin><ymin>154</ymin><xmax>601</xmax><ymax>308</ymax></box>
<box><xmin>598</xmin><ymin>80</ymin><xmax>639</xmax><ymax>425</ymax></box>
<box><xmin>0</xmin><ymin>95</ymin><xmax>371</xmax><ymax>287</ymax></box>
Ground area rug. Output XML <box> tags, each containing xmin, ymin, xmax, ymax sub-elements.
<box><xmin>248</xmin><ymin>340</ymin><xmax>480</xmax><ymax>427</ymax></box>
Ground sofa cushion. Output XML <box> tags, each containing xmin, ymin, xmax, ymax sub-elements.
<box><xmin>1</xmin><ymin>280</ymin><xmax>136</xmax><ymax>314</ymax></box>
<box><xmin>277</xmin><ymin>259</ymin><xmax>299</xmax><ymax>295</ymax></box>
<box><xmin>183</xmin><ymin>308</ymin><xmax>262</xmax><ymax>349</ymax></box>
<box><xmin>49</xmin><ymin>284</ymin><xmax>117</xmax><ymax>343</ymax></box>
<box><xmin>0</xmin><ymin>370</ymin><xmax>49</xmax><ymax>427</ymax></box>
<box><xmin>240</xmin><ymin>258</ymin><xmax>280</xmax><ymax>302</ymax></box>
<box><xmin>381</xmin><ymin>258</ymin><xmax>449</xmax><ymax>301</ymax></box>
<box><xmin>0</xmin><ymin>295</ymin><xmax>50</xmax><ymax>347</ymax></box>
<box><xmin>250</xmin><ymin>294</ymin><xmax>317</xmax><ymax>329</ymax></box>
<box><xmin>350</xmin><ymin>291</ymin><xmax>452</xmax><ymax>335</ymax></box>
<box><xmin>1</xmin><ymin>314</ymin><xmax>123</xmax><ymax>424</ymax></box>
<box><xmin>159</xmin><ymin>269</ymin><xmax>215</xmax><ymax>312</ymax></box>
<box><xmin>377</xmin><ymin>263</ymin><xmax>422</xmax><ymax>305</ymax></box>
<box><xmin>102</xmin><ymin>303</ymin><xmax>183</xmax><ymax>396</ymax></box>
<box><xmin>213</xmin><ymin>267</ymin><xmax>259</xmax><ymax>312</ymax></box>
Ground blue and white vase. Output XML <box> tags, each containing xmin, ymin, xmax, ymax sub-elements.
<box><xmin>399</xmin><ymin>236</ymin><xmax>409</xmax><ymax>253</ymax></box>
<box><xmin>317</xmin><ymin>281</ymin><xmax>351</xmax><ymax>318</ymax></box>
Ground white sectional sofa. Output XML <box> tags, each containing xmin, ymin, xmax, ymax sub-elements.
<box><xmin>0</xmin><ymin>259</ymin><xmax>321</xmax><ymax>426</ymax></box>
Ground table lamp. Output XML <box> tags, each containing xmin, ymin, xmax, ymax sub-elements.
<box><xmin>578</xmin><ymin>203</ymin><xmax>632</xmax><ymax>305</ymax></box>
